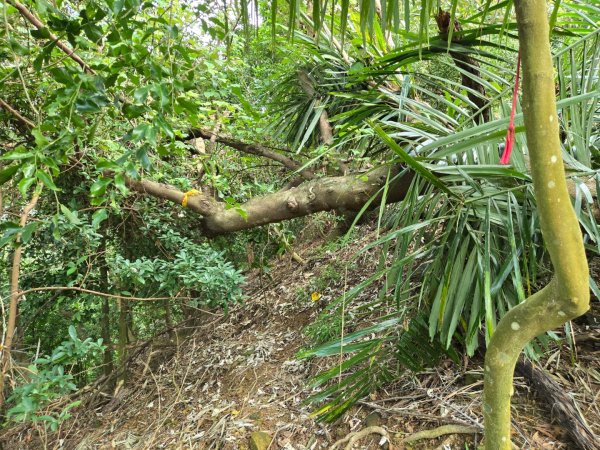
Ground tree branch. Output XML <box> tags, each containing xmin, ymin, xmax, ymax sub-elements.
<box><xmin>185</xmin><ymin>128</ymin><xmax>316</xmax><ymax>180</ymax></box>
<box><xmin>435</xmin><ymin>9</ymin><xmax>490</xmax><ymax>123</ymax></box>
<box><xmin>14</xmin><ymin>286</ymin><xmax>191</xmax><ymax>302</ymax></box>
<box><xmin>0</xmin><ymin>97</ymin><xmax>36</xmax><ymax>129</ymax></box>
<box><xmin>126</xmin><ymin>165</ymin><xmax>413</xmax><ymax>235</ymax></box>
<box><xmin>298</xmin><ymin>69</ymin><xmax>334</xmax><ymax>146</ymax></box>
<box><xmin>7</xmin><ymin>0</ymin><xmax>95</xmax><ymax>74</ymax></box>
<box><xmin>0</xmin><ymin>189</ymin><xmax>41</xmax><ymax>410</ymax></box>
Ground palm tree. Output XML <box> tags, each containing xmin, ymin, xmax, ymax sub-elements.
<box><xmin>246</xmin><ymin>1</ymin><xmax>597</xmax><ymax>448</ymax></box>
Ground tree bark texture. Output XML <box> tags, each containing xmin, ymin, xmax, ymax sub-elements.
<box><xmin>117</xmin><ymin>299</ymin><xmax>129</xmax><ymax>383</ymax></box>
<box><xmin>99</xmin><ymin>235</ymin><xmax>114</xmax><ymax>380</ymax></box>
<box><xmin>435</xmin><ymin>9</ymin><xmax>490</xmax><ymax>122</ymax></box>
<box><xmin>482</xmin><ymin>1</ymin><xmax>590</xmax><ymax>449</ymax></box>
<box><xmin>126</xmin><ymin>164</ymin><xmax>413</xmax><ymax>235</ymax></box>
<box><xmin>516</xmin><ymin>360</ymin><xmax>599</xmax><ymax>450</ymax></box>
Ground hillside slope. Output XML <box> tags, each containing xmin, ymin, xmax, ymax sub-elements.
<box><xmin>1</xmin><ymin>223</ymin><xmax>599</xmax><ymax>449</ymax></box>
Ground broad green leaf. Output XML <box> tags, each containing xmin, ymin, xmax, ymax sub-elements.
<box><xmin>18</xmin><ymin>177</ymin><xmax>36</xmax><ymax>197</ymax></box>
<box><xmin>90</xmin><ymin>177</ymin><xmax>111</xmax><ymax>197</ymax></box>
<box><xmin>20</xmin><ymin>222</ymin><xmax>39</xmax><ymax>244</ymax></box>
<box><xmin>91</xmin><ymin>209</ymin><xmax>108</xmax><ymax>229</ymax></box>
<box><xmin>60</xmin><ymin>204</ymin><xmax>82</xmax><ymax>225</ymax></box>
<box><xmin>0</xmin><ymin>148</ymin><xmax>34</xmax><ymax>161</ymax></box>
<box><xmin>0</xmin><ymin>165</ymin><xmax>19</xmax><ymax>185</ymax></box>
<box><xmin>36</xmin><ymin>170</ymin><xmax>59</xmax><ymax>190</ymax></box>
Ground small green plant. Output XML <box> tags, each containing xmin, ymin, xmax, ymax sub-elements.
<box><xmin>318</xmin><ymin>227</ymin><xmax>358</xmax><ymax>256</ymax></box>
<box><xmin>304</xmin><ymin>312</ymin><xmax>344</xmax><ymax>345</ymax></box>
<box><xmin>315</xmin><ymin>264</ymin><xmax>343</xmax><ymax>288</ymax></box>
<box><xmin>6</xmin><ymin>326</ymin><xmax>104</xmax><ymax>430</ymax></box>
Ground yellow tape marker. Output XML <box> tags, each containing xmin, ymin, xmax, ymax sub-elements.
<box><xmin>181</xmin><ymin>189</ymin><xmax>200</xmax><ymax>207</ymax></box>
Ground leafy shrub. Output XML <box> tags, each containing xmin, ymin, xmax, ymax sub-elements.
<box><xmin>113</xmin><ymin>230</ymin><xmax>245</xmax><ymax>310</ymax></box>
<box><xmin>6</xmin><ymin>326</ymin><xmax>104</xmax><ymax>430</ymax></box>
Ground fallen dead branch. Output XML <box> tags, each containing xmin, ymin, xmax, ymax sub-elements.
<box><xmin>516</xmin><ymin>359</ymin><xmax>600</xmax><ymax>450</ymax></box>
<box><xmin>329</xmin><ymin>426</ymin><xmax>393</xmax><ymax>450</ymax></box>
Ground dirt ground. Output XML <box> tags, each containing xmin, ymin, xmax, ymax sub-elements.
<box><xmin>1</xmin><ymin>223</ymin><xmax>599</xmax><ymax>449</ymax></box>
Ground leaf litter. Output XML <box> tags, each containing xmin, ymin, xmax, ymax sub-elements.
<box><xmin>1</xmin><ymin>222</ymin><xmax>598</xmax><ymax>449</ymax></box>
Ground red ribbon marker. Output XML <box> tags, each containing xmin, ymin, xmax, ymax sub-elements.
<box><xmin>500</xmin><ymin>50</ymin><xmax>521</xmax><ymax>165</ymax></box>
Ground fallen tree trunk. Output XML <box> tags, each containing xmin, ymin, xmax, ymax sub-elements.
<box><xmin>516</xmin><ymin>360</ymin><xmax>599</xmax><ymax>450</ymax></box>
<box><xmin>126</xmin><ymin>165</ymin><xmax>413</xmax><ymax>235</ymax></box>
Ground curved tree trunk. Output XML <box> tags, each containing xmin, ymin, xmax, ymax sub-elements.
<box><xmin>482</xmin><ymin>1</ymin><xmax>590</xmax><ymax>449</ymax></box>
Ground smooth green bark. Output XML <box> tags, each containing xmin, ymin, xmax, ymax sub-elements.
<box><xmin>483</xmin><ymin>1</ymin><xmax>590</xmax><ymax>449</ymax></box>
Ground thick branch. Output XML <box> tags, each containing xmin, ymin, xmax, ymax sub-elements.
<box><xmin>125</xmin><ymin>178</ymin><xmax>219</xmax><ymax>218</ymax></box>
<box><xmin>298</xmin><ymin>69</ymin><xmax>334</xmax><ymax>145</ymax></box>
<box><xmin>186</xmin><ymin>129</ymin><xmax>315</xmax><ymax>180</ymax></box>
<box><xmin>126</xmin><ymin>165</ymin><xmax>412</xmax><ymax>235</ymax></box>
<box><xmin>435</xmin><ymin>9</ymin><xmax>490</xmax><ymax>122</ymax></box>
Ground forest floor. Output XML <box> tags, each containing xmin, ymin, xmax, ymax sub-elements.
<box><xmin>1</xmin><ymin>221</ymin><xmax>599</xmax><ymax>450</ymax></box>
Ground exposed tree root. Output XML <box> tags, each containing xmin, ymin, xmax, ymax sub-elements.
<box><xmin>401</xmin><ymin>424</ymin><xmax>481</xmax><ymax>444</ymax></box>
<box><xmin>330</xmin><ymin>426</ymin><xmax>393</xmax><ymax>450</ymax></box>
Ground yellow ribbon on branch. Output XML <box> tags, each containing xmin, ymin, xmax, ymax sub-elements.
<box><xmin>181</xmin><ymin>189</ymin><xmax>200</xmax><ymax>207</ymax></box>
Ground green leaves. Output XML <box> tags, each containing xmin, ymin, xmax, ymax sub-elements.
<box><xmin>0</xmin><ymin>147</ymin><xmax>35</xmax><ymax>161</ymax></box>
<box><xmin>75</xmin><ymin>92</ymin><xmax>110</xmax><ymax>114</ymax></box>
<box><xmin>35</xmin><ymin>170</ymin><xmax>59</xmax><ymax>190</ymax></box>
<box><xmin>131</xmin><ymin>123</ymin><xmax>157</xmax><ymax>145</ymax></box>
<box><xmin>91</xmin><ymin>209</ymin><xmax>108</xmax><ymax>229</ymax></box>
<box><xmin>302</xmin><ymin>313</ymin><xmax>458</xmax><ymax>422</ymax></box>
<box><xmin>371</xmin><ymin>123</ymin><xmax>456</xmax><ymax>197</ymax></box>
<box><xmin>6</xmin><ymin>327</ymin><xmax>104</xmax><ymax>429</ymax></box>
<box><xmin>0</xmin><ymin>222</ymin><xmax>22</xmax><ymax>248</ymax></box>
<box><xmin>59</xmin><ymin>205</ymin><xmax>82</xmax><ymax>225</ymax></box>
<box><xmin>0</xmin><ymin>221</ymin><xmax>40</xmax><ymax>248</ymax></box>
<box><xmin>90</xmin><ymin>177</ymin><xmax>112</xmax><ymax>198</ymax></box>
<box><xmin>0</xmin><ymin>165</ymin><xmax>19</xmax><ymax>185</ymax></box>
<box><xmin>49</xmin><ymin>67</ymin><xmax>73</xmax><ymax>85</ymax></box>
<box><xmin>111</xmin><ymin>228</ymin><xmax>245</xmax><ymax>310</ymax></box>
